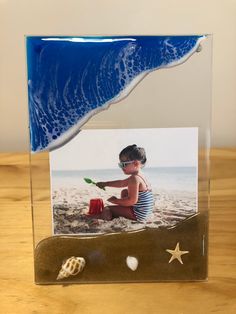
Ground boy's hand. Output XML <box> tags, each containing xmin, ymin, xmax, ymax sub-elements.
<box><xmin>96</xmin><ymin>182</ymin><xmax>106</xmax><ymax>189</ymax></box>
<box><xmin>107</xmin><ymin>196</ymin><xmax>118</xmax><ymax>204</ymax></box>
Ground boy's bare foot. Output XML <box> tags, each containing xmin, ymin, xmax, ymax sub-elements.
<box><xmin>84</xmin><ymin>207</ymin><xmax>112</xmax><ymax>221</ymax></box>
<box><xmin>100</xmin><ymin>207</ymin><xmax>112</xmax><ymax>221</ymax></box>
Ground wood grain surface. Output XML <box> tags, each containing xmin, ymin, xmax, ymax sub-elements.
<box><xmin>0</xmin><ymin>149</ymin><xmax>235</xmax><ymax>314</ymax></box>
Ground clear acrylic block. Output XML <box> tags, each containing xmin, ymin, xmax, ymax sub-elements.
<box><xmin>26</xmin><ymin>35</ymin><xmax>212</xmax><ymax>284</ymax></box>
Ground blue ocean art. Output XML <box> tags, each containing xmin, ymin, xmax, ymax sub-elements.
<box><xmin>26</xmin><ymin>35</ymin><xmax>206</xmax><ymax>152</ymax></box>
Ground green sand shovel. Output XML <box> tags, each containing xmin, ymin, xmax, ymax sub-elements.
<box><xmin>84</xmin><ymin>177</ymin><xmax>106</xmax><ymax>190</ymax></box>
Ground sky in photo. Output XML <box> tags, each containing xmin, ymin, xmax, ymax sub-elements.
<box><xmin>50</xmin><ymin>128</ymin><xmax>198</xmax><ymax>170</ymax></box>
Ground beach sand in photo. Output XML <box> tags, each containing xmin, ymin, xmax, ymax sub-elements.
<box><xmin>52</xmin><ymin>184</ymin><xmax>197</xmax><ymax>234</ymax></box>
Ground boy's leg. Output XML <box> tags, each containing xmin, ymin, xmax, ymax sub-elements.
<box><xmin>109</xmin><ymin>205</ymin><xmax>137</xmax><ymax>220</ymax></box>
<box><xmin>88</xmin><ymin>207</ymin><xmax>112</xmax><ymax>220</ymax></box>
<box><xmin>90</xmin><ymin>205</ymin><xmax>136</xmax><ymax>221</ymax></box>
<box><xmin>100</xmin><ymin>207</ymin><xmax>113</xmax><ymax>220</ymax></box>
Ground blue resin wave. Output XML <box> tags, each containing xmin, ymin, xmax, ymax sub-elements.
<box><xmin>26</xmin><ymin>36</ymin><xmax>206</xmax><ymax>152</ymax></box>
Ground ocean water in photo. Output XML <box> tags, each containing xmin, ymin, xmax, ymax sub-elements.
<box><xmin>51</xmin><ymin>167</ymin><xmax>197</xmax><ymax>193</ymax></box>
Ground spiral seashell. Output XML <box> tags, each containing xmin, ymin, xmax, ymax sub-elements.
<box><xmin>56</xmin><ymin>256</ymin><xmax>86</xmax><ymax>280</ymax></box>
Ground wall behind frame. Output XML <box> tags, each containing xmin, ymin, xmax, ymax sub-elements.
<box><xmin>0</xmin><ymin>0</ymin><xmax>235</xmax><ymax>151</ymax></box>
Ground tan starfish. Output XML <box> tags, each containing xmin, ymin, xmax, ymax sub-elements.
<box><xmin>166</xmin><ymin>242</ymin><xmax>189</xmax><ymax>264</ymax></box>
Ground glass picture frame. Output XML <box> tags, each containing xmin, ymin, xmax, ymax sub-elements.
<box><xmin>26</xmin><ymin>35</ymin><xmax>212</xmax><ymax>284</ymax></box>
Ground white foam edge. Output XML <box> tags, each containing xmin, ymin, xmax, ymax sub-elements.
<box><xmin>43</xmin><ymin>72</ymin><xmax>148</xmax><ymax>152</ymax></box>
<box><xmin>35</xmin><ymin>35</ymin><xmax>206</xmax><ymax>153</ymax></box>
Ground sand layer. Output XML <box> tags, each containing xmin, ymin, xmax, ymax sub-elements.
<box><xmin>52</xmin><ymin>185</ymin><xmax>197</xmax><ymax>234</ymax></box>
<box><xmin>35</xmin><ymin>213</ymin><xmax>208</xmax><ymax>284</ymax></box>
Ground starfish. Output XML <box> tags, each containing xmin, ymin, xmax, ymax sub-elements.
<box><xmin>166</xmin><ymin>242</ymin><xmax>189</xmax><ymax>264</ymax></box>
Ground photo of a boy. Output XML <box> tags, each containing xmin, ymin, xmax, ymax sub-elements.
<box><xmin>96</xmin><ymin>144</ymin><xmax>154</xmax><ymax>221</ymax></box>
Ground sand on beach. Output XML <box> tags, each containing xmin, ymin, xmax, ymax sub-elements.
<box><xmin>52</xmin><ymin>184</ymin><xmax>197</xmax><ymax>234</ymax></box>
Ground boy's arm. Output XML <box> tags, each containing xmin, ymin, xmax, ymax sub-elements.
<box><xmin>108</xmin><ymin>176</ymin><xmax>139</xmax><ymax>206</ymax></box>
<box><xmin>97</xmin><ymin>178</ymin><xmax>129</xmax><ymax>189</ymax></box>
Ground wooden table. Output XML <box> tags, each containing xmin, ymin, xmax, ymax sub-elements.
<box><xmin>0</xmin><ymin>149</ymin><xmax>235</xmax><ymax>314</ymax></box>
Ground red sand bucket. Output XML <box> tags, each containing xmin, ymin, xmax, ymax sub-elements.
<box><xmin>88</xmin><ymin>198</ymin><xmax>104</xmax><ymax>215</ymax></box>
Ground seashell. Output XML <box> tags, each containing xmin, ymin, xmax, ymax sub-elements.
<box><xmin>196</xmin><ymin>44</ymin><xmax>202</xmax><ymax>52</ymax></box>
<box><xmin>126</xmin><ymin>256</ymin><xmax>138</xmax><ymax>271</ymax></box>
<box><xmin>57</xmin><ymin>256</ymin><xmax>86</xmax><ymax>280</ymax></box>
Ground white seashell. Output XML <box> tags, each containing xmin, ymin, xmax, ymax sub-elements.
<box><xmin>57</xmin><ymin>256</ymin><xmax>86</xmax><ymax>280</ymax></box>
<box><xmin>196</xmin><ymin>44</ymin><xmax>202</xmax><ymax>52</ymax></box>
<box><xmin>126</xmin><ymin>256</ymin><xmax>138</xmax><ymax>271</ymax></box>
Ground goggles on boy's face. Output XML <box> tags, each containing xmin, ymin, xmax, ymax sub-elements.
<box><xmin>118</xmin><ymin>160</ymin><xmax>135</xmax><ymax>169</ymax></box>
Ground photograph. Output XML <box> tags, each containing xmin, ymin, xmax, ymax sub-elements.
<box><xmin>50</xmin><ymin>127</ymin><xmax>198</xmax><ymax>235</ymax></box>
